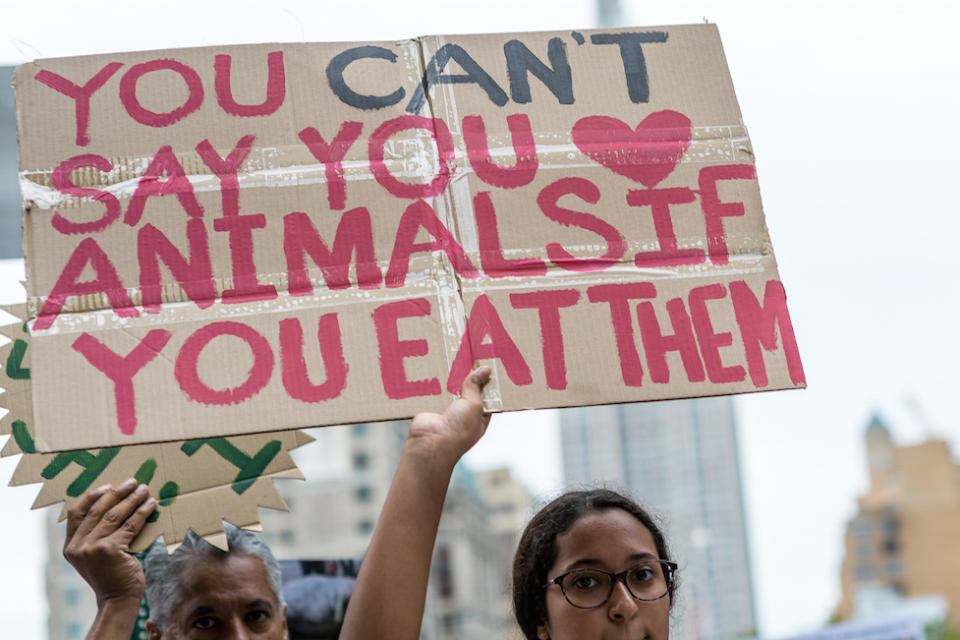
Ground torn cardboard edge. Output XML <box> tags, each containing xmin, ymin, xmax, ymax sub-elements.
<box><xmin>0</xmin><ymin>302</ymin><xmax>318</xmax><ymax>552</ymax></box>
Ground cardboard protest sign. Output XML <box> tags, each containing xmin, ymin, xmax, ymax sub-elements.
<box><xmin>0</xmin><ymin>304</ymin><xmax>313</xmax><ymax>551</ymax></box>
<box><xmin>13</xmin><ymin>24</ymin><xmax>804</xmax><ymax>452</ymax></box>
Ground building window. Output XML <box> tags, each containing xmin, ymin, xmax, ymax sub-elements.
<box><xmin>355</xmin><ymin>486</ymin><xmax>371</xmax><ymax>502</ymax></box>
<box><xmin>853</xmin><ymin>520</ymin><xmax>870</xmax><ymax>536</ymax></box>
<box><xmin>352</xmin><ymin>423</ymin><xmax>367</xmax><ymax>437</ymax></box>
<box><xmin>883</xmin><ymin>515</ymin><xmax>899</xmax><ymax>533</ymax></box>
<box><xmin>280</xmin><ymin>529</ymin><xmax>295</xmax><ymax>546</ymax></box>
<box><xmin>436</xmin><ymin>545</ymin><xmax>454</xmax><ymax>598</ymax></box>
<box><xmin>66</xmin><ymin>622</ymin><xmax>84</xmax><ymax>639</ymax></box>
<box><xmin>358</xmin><ymin>519</ymin><xmax>374</xmax><ymax>534</ymax></box>
<box><xmin>65</xmin><ymin>586</ymin><xmax>80</xmax><ymax>606</ymax></box>
<box><xmin>353</xmin><ymin>452</ymin><xmax>369</xmax><ymax>470</ymax></box>
<box><xmin>855</xmin><ymin>566</ymin><xmax>873</xmax><ymax>581</ymax></box>
<box><xmin>443</xmin><ymin>613</ymin><xmax>457</xmax><ymax>634</ymax></box>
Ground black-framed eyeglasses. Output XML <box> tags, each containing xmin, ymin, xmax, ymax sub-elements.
<box><xmin>543</xmin><ymin>560</ymin><xmax>678</xmax><ymax>609</ymax></box>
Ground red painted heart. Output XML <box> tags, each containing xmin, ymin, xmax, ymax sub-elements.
<box><xmin>572</xmin><ymin>110</ymin><xmax>692</xmax><ymax>188</ymax></box>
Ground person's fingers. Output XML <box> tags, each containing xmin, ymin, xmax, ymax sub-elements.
<box><xmin>65</xmin><ymin>484</ymin><xmax>112</xmax><ymax>543</ymax></box>
<box><xmin>111</xmin><ymin>494</ymin><xmax>157</xmax><ymax>547</ymax></box>
<box><xmin>74</xmin><ymin>477</ymin><xmax>138</xmax><ymax>540</ymax></box>
<box><xmin>91</xmin><ymin>483</ymin><xmax>152</xmax><ymax>539</ymax></box>
<box><xmin>459</xmin><ymin>366</ymin><xmax>491</xmax><ymax>407</ymax></box>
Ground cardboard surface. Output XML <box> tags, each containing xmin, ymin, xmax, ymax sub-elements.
<box><xmin>13</xmin><ymin>25</ymin><xmax>804</xmax><ymax>452</ymax></box>
<box><xmin>0</xmin><ymin>304</ymin><xmax>312</xmax><ymax>551</ymax></box>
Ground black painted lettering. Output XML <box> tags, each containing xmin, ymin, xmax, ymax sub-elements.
<box><xmin>589</xmin><ymin>31</ymin><xmax>668</xmax><ymax>103</ymax></box>
<box><xmin>406</xmin><ymin>44</ymin><xmax>508</xmax><ymax>114</ymax></box>
<box><xmin>504</xmin><ymin>37</ymin><xmax>573</xmax><ymax>105</ymax></box>
<box><xmin>327</xmin><ymin>45</ymin><xmax>406</xmax><ymax>110</ymax></box>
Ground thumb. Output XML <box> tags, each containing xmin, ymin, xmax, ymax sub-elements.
<box><xmin>459</xmin><ymin>366</ymin><xmax>491</xmax><ymax>406</ymax></box>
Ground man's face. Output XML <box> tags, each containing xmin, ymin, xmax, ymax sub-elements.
<box><xmin>148</xmin><ymin>553</ymin><xmax>287</xmax><ymax>639</ymax></box>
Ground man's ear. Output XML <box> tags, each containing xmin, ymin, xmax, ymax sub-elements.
<box><xmin>145</xmin><ymin>620</ymin><xmax>162</xmax><ymax>640</ymax></box>
<box><xmin>282</xmin><ymin>603</ymin><xmax>289</xmax><ymax>639</ymax></box>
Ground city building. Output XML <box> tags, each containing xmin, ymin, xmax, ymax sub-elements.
<box><xmin>430</xmin><ymin>464</ymin><xmax>510</xmax><ymax>639</ymax></box>
<box><xmin>46</xmin><ymin>510</ymin><xmax>100</xmax><ymax>640</ymax></box>
<box><xmin>473</xmin><ymin>466</ymin><xmax>536</xmax><ymax>639</ymax></box>
<box><xmin>0</xmin><ymin>65</ymin><xmax>20</xmax><ymax>259</ymax></box>
<box><xmin>560</xmin><ymin>397</ymin><xmax>758</xmax><ymax>640</ymax></box>
<box><xmin>835</xmin><ymin>415</ymin><xmax>960</xmax><ymax>627</ymax></box>
<box><xmin>260</xmin><ymin>421</ymin><xmax>409</xmax><ymax>559</ymax></box>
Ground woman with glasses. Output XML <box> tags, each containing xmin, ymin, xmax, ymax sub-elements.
<box><xmin>340</xmin><ymin>366</ymin><xmax>677</xmax><ymax>640</ymax></box>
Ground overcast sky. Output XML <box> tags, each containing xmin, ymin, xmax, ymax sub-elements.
<box><xmin>1</xmin><ymin>1</ymin><xmax>959</xmax><ymax>638</ymax></box>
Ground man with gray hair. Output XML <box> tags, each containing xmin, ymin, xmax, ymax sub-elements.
<box><xmin>63</xmin><ymin>479</ymin><xmax>288</xmax><ymax>639</ymax></box>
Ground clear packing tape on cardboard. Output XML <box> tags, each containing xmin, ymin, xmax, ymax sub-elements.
<box><xmin>12</xmin><ymin>24</ymin><xmax>805</xmax><ymax>456</ymax></box>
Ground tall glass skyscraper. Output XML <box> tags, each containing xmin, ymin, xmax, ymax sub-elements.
<box><xmin>561</xmin><ymin>397</ymin><xmax>757</xmax><ymax>640</ymax></box>
<box><xmin>1</xmin><ymin>65</ymin><xmax>21</xmax><ymax>259</ymax></box>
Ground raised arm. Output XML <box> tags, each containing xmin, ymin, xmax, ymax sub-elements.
<box><xmin>63</xmin><ymin>479</ymin><xmax>156</xmax><ymax>640</ymax></box>
<box><xmin>340</xmin><ymin>366</ymin><xmax>491</xmax><ymax>640</ymax></box>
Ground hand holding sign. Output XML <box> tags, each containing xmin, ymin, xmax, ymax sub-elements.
<box><xmin>62</xmin><ymin>480</ymin><xmax>155</xmax><ymax>638</ymax></box>
<box><xmin>407</xmin><ymin>366</ymin><xmax>492</xmax><ymax>465</ymax></box>
<box><xmin>63</xmin><ymin>480</ymin><xmax>155</xmax><ymax>602</ymax></box>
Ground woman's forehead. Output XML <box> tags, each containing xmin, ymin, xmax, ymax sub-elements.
<box><xmin>552</xmin><ymin>508</ymin><xmax>658</xmax><ymax>571</ymax></box>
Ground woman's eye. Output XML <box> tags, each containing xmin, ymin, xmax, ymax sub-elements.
<box><xmin>630</xmin><ymin>567</ymin><xmax>655</xmax><ymax>582</ymax></box>
<box><xmin>570</xmin><ymin>575</ymin><xmax>602</xmax><ymax>590</ymax></box>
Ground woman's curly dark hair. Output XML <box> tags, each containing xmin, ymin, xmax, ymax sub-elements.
<box><xmin>511</xmin><ymin>489</ymin><xmax>674</xmax><ymax>640</ymax></box>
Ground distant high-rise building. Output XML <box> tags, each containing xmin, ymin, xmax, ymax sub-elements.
<box><xmin>560</xmin><ymin>397</ymin><xmax>757</xmax><ymax>640</ymax></box>
<box><xmin>836</xmin><ymin>416</ymin><xmax>960</xmax><ymax>627</ymax></box>
<box><xmin>596</xmin><ymin>0</ymin><xmax>623</xmax><ymax>27</ymax></box>
<box><xmin>1</xmin><ymin>65</ymin><xmax>23</xmax><ymax>259</ymax></box>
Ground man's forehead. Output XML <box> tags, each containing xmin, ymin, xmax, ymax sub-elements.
<box><xmin>173</xmin><ymin>553</ymin><xmax>278</xmax><ymax>610</ymax></box>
